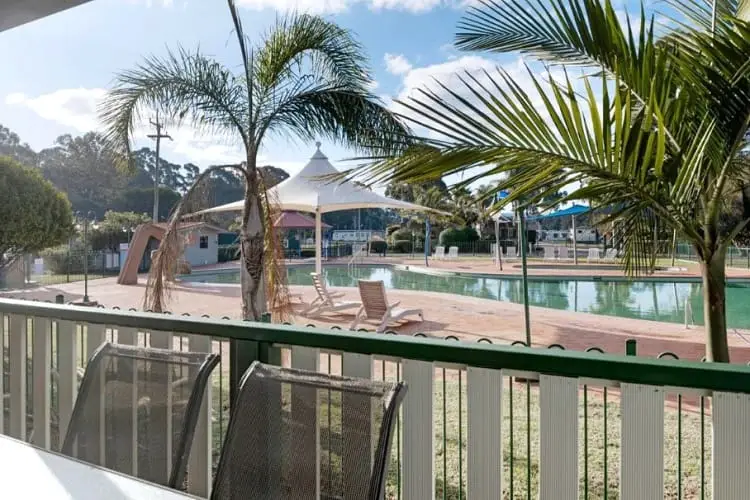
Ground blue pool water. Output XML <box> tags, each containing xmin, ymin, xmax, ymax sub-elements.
<box><xmin>181</xmin><ymin>265</ymin><xmax>750</xmax><ymax>329</ymax></box>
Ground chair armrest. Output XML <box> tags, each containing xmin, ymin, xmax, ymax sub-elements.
<box><xmin>387</xmin><ymin>300</ymin><xmax>401</xmax><ymax>310</ymax></box>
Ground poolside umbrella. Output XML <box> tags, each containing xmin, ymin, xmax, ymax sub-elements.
<box><xmin>194</xmin><ymin>143</ymin><xmax>446</xmax><ymax>274</ymax></box>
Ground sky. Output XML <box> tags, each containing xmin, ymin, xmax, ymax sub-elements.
<box><xmin>0</xmin><ymin>0</ymin><xmax>645</xmax><ymax>186</ymax></box>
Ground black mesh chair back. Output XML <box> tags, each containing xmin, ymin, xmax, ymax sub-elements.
<box><xmin>211</xmin><ymin>361</ymin><xmax>407</xmax><ymax>500</ymax></box>
<box><xmin>61</xmin><ymin>342</ymin><xmax>219</xmax><ymax>489</ymax></box>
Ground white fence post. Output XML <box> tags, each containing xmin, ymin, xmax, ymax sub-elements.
<box><xmin>402</xmin><ymin>359</ymin><xmax>434</xmax><ymax>499</ymax></box>
<box><xmin>620</xmin><ymin>383</ymin><xmax>664</xmax><ymax>500</ymax></box>
<box><xmin>467</xmin><ymin>367</ymin><xmax>503</xmax><ymax>498</ymax></box>
<box><xmin>187</xmin><ymin>334</ymin><xmax>213</xmax><ymax>498</ymax></box>
<box><xmin>9</xmin><ymin>315</ymin><xmax>27</xmax><ymax>440</ymax></box>
<box><xmin>712</xmin><ymin>391</ymin><xmax>750</xmax><ymax>499</ymax></box>
<box><xmin>539</xmin><ymin>375</ymin><xmax>578</xmax><ymax>500</ymax></box>
<box><xmin>31</xmin><ymin>316</ymin><xmax>51</xmax><ymax>449</ymax></box>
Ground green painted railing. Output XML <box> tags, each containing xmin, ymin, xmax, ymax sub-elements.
<box><xmin>2</xmin><ymin>297</ymin><xmax>750</xmax><ymax>498</ymax></box>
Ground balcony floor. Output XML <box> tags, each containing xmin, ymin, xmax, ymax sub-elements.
<box><xmin>5</xmin><ymin>273</ymin><xmax>750</xmax><ymax>362</ymax></box>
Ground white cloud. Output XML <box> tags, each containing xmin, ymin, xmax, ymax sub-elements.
<box><xmin>369</xmin><ymin>0</ymin><xmax>442</xmax><ymax>13</ymax></box>
<box><xmin>384</xmin><ymin>53</ymin><xmax>413</xmax><ymax>75</ymax></box>
<box><xmin>5</xmin><ymin>87</ymin><xmax>245</xmax><ymax>166</ymax></box>
<box><xmin>236</xmin><ymin>0</ymin><xmax>466</xmax><ymax>14</ymax></box>
<box><xmin>5</xmin><ymin>88</ymin><xmax>107</xmax><ymax>132</ymax></box>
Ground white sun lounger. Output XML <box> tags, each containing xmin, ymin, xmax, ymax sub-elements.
<box><xmin>603</xmin><ymin>248</ymin><xmax>618</xmax><ymax>262</ymax></box>
<box><xmin>556</xmin><ymin>246</ymin><xmax>570</xmax><ymax>260</ymax></box>
<box><xmin>434</xmin><ymin>247</ymin><xmax>446</xmax><ymax>260</ymax></box>
<box><xmin>505</xmin><ymin>246</ymin><xmax>517</xmax><ymax>260</ymax></box>
<box><xmin>544</xmin><ymin>246</ymin><xmax>557</xmax><ymax>260</ymax></box>
<box><xmin>448</xmin><ymin>246</ymin><xmax>459</xmax><ymax>259</ymax></box>
<box><xmin>303</xmin><ymin>272</ymin><xmax>361</xmax><ymax>317</ymax></box>
<box><xmin>587</xmin><ymin>248</ymin><xmax>602</xmax><ymax>263</ymax></box>
<box><xmin>350</xmin><ymin>280</ymin><xmax>424</xmax><ymax>333</ymax></box>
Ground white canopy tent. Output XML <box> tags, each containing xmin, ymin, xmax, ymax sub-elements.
<box><xmin>196</xmin><ymin>143</ymin><xmax>442</xmax><ymax>273</ymax></box>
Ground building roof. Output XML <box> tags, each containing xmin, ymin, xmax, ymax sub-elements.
<box><xmin>274</xmin><ymin>212</ymin><xmax>331</xmax><ymax>230</ymax></box>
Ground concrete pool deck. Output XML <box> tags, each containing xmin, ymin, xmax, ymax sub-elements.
<box><xmin>5</xmin><ymin>264</ymin><xmax>750</xmax><ymax>364</ymax></box>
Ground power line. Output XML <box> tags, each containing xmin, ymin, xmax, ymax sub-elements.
<box><xmin>147</xmin><ymin>111</ymin><xmax>173</xmax><ymax>222</ymax></box>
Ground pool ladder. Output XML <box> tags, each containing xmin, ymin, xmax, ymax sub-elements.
<box><xmin>348</xmin><ymin>244</ymin><xmax>366</xmax><ymax>276</ymax></box>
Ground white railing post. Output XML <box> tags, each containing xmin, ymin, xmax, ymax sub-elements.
<box><xmin>116</xmin><ymin>327</ymin><xmax>139</xmax><ymax>477</ymax></box>
<box><xmin>85</xmin><ymin>323</ymin><xmax>107</xmax><ymax>466</ymax></box>
<box><xmin>9</xmin><ymin>314</ymin><xmax>27</xmax><ymax>440</ymax></box>
<box><xmin>620</xmin><ymin>383</ymin><xmax>664</xmax><ymax>500</ymax></box>
<box><xmin>540</xmin><ymin>375</ymin><xmax>579</xmax><ymax>499</ymax></box>
<box><xmin>0</xmin><ymin>312</ymin><xmax>5</xmax><ymax>434</ymax></box>
<box><xmin>402</xmin><ymin>359</ymin><xmax>434</xmax><ymax>499</ymax></box>
<box><xmin>187</xmin><ymin>334</ymin><xmax>213</xmax><ymax>498</ymax></box>
<box><xmin>467</xmin><ymin>367</ymin><xmax>503</xmax><ymax>498</ymax></box>
<box><xmin>31</xmin><ymin>316</ymin><xmax>52</xmax><ymax>449</ymax></box>
<box><xmin>342</xmin><ymin>352</ymin><xmax>374</xmax><ymax>497</ymax></box>
<box><xmin>149</xmin><ymin>330</ymin><xmax>175</xmax><ymax>483</ymax></box>
<box><xmin>290</xmin><ymin>346</ymin><xmax>321</xmax><ymax>498</ymax></box>
<box><xmin>57</xmin><ymin>320</ymin><xmax>78</xmax><ymax>448</ymax></box>
<box><xmin>712</xmin><ymin>391</ymin><xmax>750</xmax><ymax>499</ymax></box>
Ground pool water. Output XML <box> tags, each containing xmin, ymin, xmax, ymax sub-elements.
<box><xmin>182</xmin><ymin>265</ymin><xmax>750</xmax><ymax>329</ymax></box>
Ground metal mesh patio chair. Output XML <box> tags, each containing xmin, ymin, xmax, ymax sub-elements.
<box><xmin>211</xmin><ymin>361</ymin><xmax>407</xmax><ymax>500</ymax></box>
<box><xmin>61</xmin><ymin>342</ymin><xmax>219</xmax><ymax>489</ymax></box>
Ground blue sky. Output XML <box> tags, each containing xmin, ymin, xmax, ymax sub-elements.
<box><xmin>0</xmin><ymin>0</ymin><xmax>644</xmax><ymax>182</ymax></box>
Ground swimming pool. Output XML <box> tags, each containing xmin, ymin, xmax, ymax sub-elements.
<box><xmin>181</xmin><ymin>265</ymin><xmax>750</xmax><ymax>329</ymax></box>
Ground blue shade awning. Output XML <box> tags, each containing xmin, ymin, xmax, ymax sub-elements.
<box><xmin>527</xmin><ymin>204</ymin><xmax>590</xmax><ymax>221</ymax></box>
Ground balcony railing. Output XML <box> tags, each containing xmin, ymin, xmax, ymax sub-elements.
<box><xmin>2</xmin><ymin>297</ymin><xmax>750</xmax><ymax>498</ymax></box>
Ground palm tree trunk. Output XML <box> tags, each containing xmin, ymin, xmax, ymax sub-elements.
<box><xmin>239</xmin><ymin>154</ymin><xmax>267</xmax><ymax>321</ymax></box>
<box><xmin>701</xmin><ymin>250</ymin><xmax>730</xmax><ymax>362</ymax></box>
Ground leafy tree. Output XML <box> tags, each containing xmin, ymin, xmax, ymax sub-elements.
<box><xmin>110</xmin><ymin>187</ymin><xmax>181</xmax><ymax>221</ymax></box>
<box><xmin>0</xmin><ymin>124</ymin><xmax>36</xmax><ymax>166</ymax></box>
<box><xmin>99</xmin><ymin>0</ymin><xmax>408</xmax><ymax>319</ymax></box>
<box><xmin>0</xmin><ymin>156</ymin><xmax>74</xmax><ymax>272</ymax></box>
<box><xmin>89</xmin><ymin>211</ymin><xmax>152</xmax><ymax>251</ymax></box>
<box><xmin>360</xmin><ymin>0</ymin><xmax>750</xmax><ymax>361</ymax></box>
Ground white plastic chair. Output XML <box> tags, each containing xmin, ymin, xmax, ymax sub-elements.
<box><xmin>448</xmin><ymin>246</ymin><xmax>459</xmax><ymax>259</ymax></box>
<box><xmin>505</xmin><ymin>246</ymin><xmax>517</xmax><ymax>260</ymax></box>
<box><xmin>556</xmin><ymin>246</ymin><xmax>569</xmax><ymax>260</ymax></box>
<box><xmin>587</xmin><ymin>248</ymin><xmax>602</xmax><ymax>262</ymax></box>
<box><xmin>543</xmin><ymin>246</ymin><xmax>557</xmax><ymax>260</ymax></box>
<box><xmin>603</xmin><ymin>248</ymin><xmax>618</xmax><ymax>262</ymax></box>
<box><xmin>351</xmin><ymin>280</ymin><xmax>424</xmax><ymax>333</ymax></box>
<box><xmin>304</xmin><ymin>272</ymin><xmax>361</xmax><ymax>317</ymax></box>
<box><xmin>433</xmin><ymin>247</ymin><xmax>445</xmax><ymax>260</ymax></box>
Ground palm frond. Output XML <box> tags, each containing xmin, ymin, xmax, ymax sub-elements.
<box><xmin>264</xmin><ymin>86</ymin><xmax>410</xmax><ymax>157</ymax></box>
<box><xmin>98</xmin><ymin>47</ymin><xmax>249</xmax><ymax>168</ymax></box>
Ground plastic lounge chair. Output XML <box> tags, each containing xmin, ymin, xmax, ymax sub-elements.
<box><xmin>210</xmin><ymin>362</ymin><xmax>407</xmax><ymax>500</ymax></box>
<box><xmin>448</xmin><ymin>246</ymin><xmax>459</xmax><ymax>259</ymax></box>
<box><xmin>544</xmin><ymin>246</ymin><xmax>557</xmax><ymax>260</ymax></box>
<box><xmin>303</xmin><ymin>272</ymin><xmax>361</xmax><ymax>317</ymax></box>
<box><xmin>433</xmin><ymin>247</ymin><xmax>445</xmax><ymax>260</ymax></box>
<box><xmin>351</xmin><ymin>280</ymin><xmax>424</xmax><ymax>333</ymax></box>
<box><xmin>505</xmin><ymin>246</ymin><xmax>517</xmax><ymax>260</ymax></box>
<box><xmin>556</xmin><ymin>246</ymin><xmax>569</xmax><ymax>260</ymax></box>
<box><xmin>603</xmin><ymin>248</ymin><xmax>618</xmax><ymax>263</ymax></box>
<box><xmin>61</xmin><ymin>342</ymin><xmax>219</xmax><ymax>489</ymax></box>
<box><xmin>587</xmin><ymin>248</ymin><xmax>602</xmax><ymax>263</ymax></box>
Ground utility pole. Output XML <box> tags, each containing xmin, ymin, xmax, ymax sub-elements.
<box><xmin>147</xmin><ymin>111</ymin><xmax>172</xmax><ymax>222</ymax></box>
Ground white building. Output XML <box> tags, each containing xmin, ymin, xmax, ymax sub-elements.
<box><xmin>156</xmin><ymin>222</ymin><xmax>225</xmax><ymax>268</ymax></box>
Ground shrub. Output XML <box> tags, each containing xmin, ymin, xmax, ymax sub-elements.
<box><xmin>391</xmin><ymin>240</ymin><xmax>412</xmax><ymax>253</ymax></box>
<box><xmin>439</xmin><ymin>227</ymin><xmax>479</xmax><ymax>247</ymax></box>
<box><xmin>218</xmin><ymin>245</ymin><xmax>240</xmax><ymax>263</ymax></box>
<box><xmin>369</xmin><ymin>240</ymin><xmax>388</xmax><ymax>255</ymax></box>
<box><xmin>300</xmin><ymin>249</ymin><xmax>316</xmax><ymax>258</ymax></box>
<box><xmin>386</xmin><ymin>225</ymin><xmax>402</xmax><ymax>239</ymax></box>
<box><xmin>389</xmin><ymin>228</ymin><xmax>413</xmax><ymax>243</ymax></box>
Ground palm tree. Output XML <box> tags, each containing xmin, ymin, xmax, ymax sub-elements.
<box><xmin>358</xmin><ymin>0</ymin><xmax>750</xmax><ymax>361</ymax></box>
<box><xmin>99</xmin><ymin>0</ymin><xmax>408</xmax><ymax>320</ymax></box>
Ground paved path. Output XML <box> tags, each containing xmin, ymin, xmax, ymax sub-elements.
<box><xmin>5</xmin><ymin>270</ymin><xmax>750</xmax><ymax>363</ymax></box>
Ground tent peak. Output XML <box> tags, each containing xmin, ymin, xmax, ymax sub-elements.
<box><xmin>312</xmin><ymin>142</ymin><xmax>327</xmax><ymax>160</ymax></box>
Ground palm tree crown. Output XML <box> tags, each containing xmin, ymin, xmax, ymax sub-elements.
<box><xmin>357</xmin><ymin>0</ymin><xmax>750</xmax><ymax>361</ymax></box>
<box><xmin>99</xmin><ymin>0</ymin><xmax>409</xmax><ymax>319</ymax></box>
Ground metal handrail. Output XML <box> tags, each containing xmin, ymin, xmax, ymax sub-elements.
<box><xmin>2</xmin><ymin>298</ymin><xmax>750</xmax><ymax>394</ymax></box>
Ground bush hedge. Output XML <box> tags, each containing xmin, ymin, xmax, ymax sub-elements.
<box><xmin>391</xmin><ymin>240</ymin><xmax>413</xmax><ymax>253</ymax></box>
<box><xmin>369</xmin><ymin>240</ymin><xmax>388</xmax><ymax>255</ymax></box>
<box><xmin>438</xmin><ymin>227</ymin><xmax>479</xmax><ymax>247</ymax></box>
